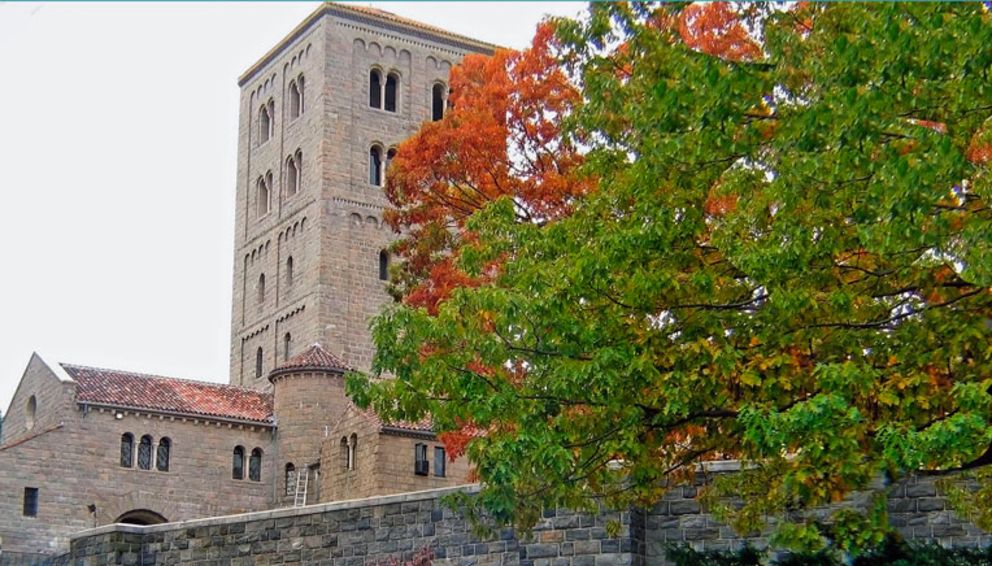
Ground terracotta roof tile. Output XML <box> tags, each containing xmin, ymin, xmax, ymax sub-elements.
<box><xmin>63</xmin><ymin>364</ymin><xmax>273</xmax><ymax>424</ymax></box>
<box><xmin>271</xmin><ymin>343</ymin><xmax>350</xmax><ymax>378</ymax></box>
<box><xmin>351</xmin><ymin>401</ymin><xmax>433</xmax><ymax>434</ymax></box>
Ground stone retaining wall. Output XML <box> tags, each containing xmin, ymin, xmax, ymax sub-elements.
<box><xmin>62</xmin><ymin>474</ymin><xmax>989</xmax><ymax>565</ymax></box>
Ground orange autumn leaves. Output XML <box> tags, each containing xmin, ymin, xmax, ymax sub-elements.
<box><xmin>384</xmin><ymin>22</ymin><xmax>589</xmax><ymax>314</ymax></box>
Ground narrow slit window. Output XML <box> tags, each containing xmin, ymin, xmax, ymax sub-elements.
<box><xmin>283</xmin><ymin>332</ymin><xmax>292</xmax><ymax>361</ymax></box>
<box><xmin>434</xmin><ymin>446</ymin><xmax>446</xmax><ymax>477</ymax></box>
<box><xmin>349</xmin><ymin>433</ymin><xmax>358</xmax><ymax>471</ymax></box>
<box><xmin>156</xmin><ymin>437</ymin><xmax>171</xmax><ymax>472</ymax></box>
<box><xmin>369</xmin><ymin>146</ymin><xmax>383</xmax><ymax>186</ymax></box>
<box><xmin>255</xmin><ymin>347</ymin><xmax>264</xmax><ymax>379</ymax></box>
<box><xmin>285</xmin><ymin>463</ymin><xmax>296</xmax><ymax>496</ymax></box>
<box><xmin>257</xmin><ymin>273</ymin><xmax>266</xmax><ymax>304</ymax></box>
<box><xmin>286</xmin><ymin>256</ymin><xmax>294</xmax><ymax>287</ymax></box>
<box><xmin>378</xmin><ymin>250</ymin><xmax>389</xmax><ymax>281</ymax></box>
<box><xmin>257</xmin><ymin>176</ymin><xmax>270</xmax><ymax>217</ymax></box>
<box><xmin>23</xmin><ymin>487</ymin><xmax>38</xmax><ymax>517</ymax></box>
<box><xmin>259</xmin><ymin>104</ymin><xmax>272</xmax><ymax>142</ymax></box>
<box><xmin>289</xmin><ymin>79</ymin><xmax>302</xmax><ymax>119</ymax></box>
<box><xmin>385</xmin><ymin>72</ymin><xmax>398</xmax><ymax>112</ymax></box>
<box><xmin>138</xmin><ymin>435</ymin><xmax>153</xmax><ymax>470</ymax></box>
<box><xmin>432</xmin><ymin>83</ymin><xmax>446</xmax><ymax>121</ymax></box>
<box><xmin>286</xmin><ymin>154</ymin><xmax>300</xmax><ymax>197</ymax></box>
<box><xmin>340</xmin><ymin>437</ymin><xmax>349</xmax><ymax>470</ymax></box>
<box><xmin>233</xmin><ymin>446</ymin><xmax>245</xmax><ymax>480</ymax></box>
<box><xmin>369</xmin><ymin>69</ymin><xmax>382</xmax><ymax>108</ymax></box>
<box><xmin>120</xmin><ymin>433</ymin><xmax>134</xmax><ymax>468</ymax></box>
<box><xmin>249</xmin><ymin>448</ymin><xmax>263</xmax><ymax>481</ymax></box>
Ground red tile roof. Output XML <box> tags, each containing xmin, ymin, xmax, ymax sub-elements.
<box><xmin>63</xmin><ymin>364</ymin><xmax>273</xmax><ymax>424</ymax></box>
<box><xmin>351</xmin><ymin>402</ymin><xmax>434</xmax><ymax>435</ymax></box>
<box><xmin>270</xmin><ymin>343</ymin><xmax>350</xmax><ymax>380</ymax></box>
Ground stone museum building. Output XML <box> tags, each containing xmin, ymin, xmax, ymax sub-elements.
<box><xmin>0</xmin><ymin>4</ymin><xmax>492</xmax><ymax>559</ymax></box>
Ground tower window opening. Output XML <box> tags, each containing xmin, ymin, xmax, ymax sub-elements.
<box><xmin>349</xmin><ymin>433</ymin><xmax>357</xmax><ymax>471</ymax></box>
<box><xmin>255</xmin><ymin>347</ymin><xmax>263</xmax><ymax>379</ymax></box>
<box><xmin>369</xmin><ymin>146</ymin><xmax>383</xmax><ymax>186</ymax></box>
<box><xmin>283</xmin><ymin>332</ymin><xmax>292</xmax><ymax>361</ymax></box>
<box><xmin>257</xmin><ymin>273</ymin><xmax>266</xmax><ymax>305</ymax></box>
<box><xmin>259</xmin><ymin>101</ymin><xmax>274</xmax><ymax>143</ymax></box>
<box><xmin>289</xmin><ymin>76</ymin><xmax>304</xmax><ymax>119</ymax></box>
<box><xmin>286</xmin><ymin>256</ymin><xmax>294</xmax><ymax>287</ymax></box>
<box><xmin>369</xmin><ymin>69</ymin><xmax>382</xmax><ymax>109</ymax></box>
<box><xmin>378</xmin><ymin>250</ymin><xmax>389</xmax><ymax>281</ymax></box>
<box><xmin>432</xmin><ymin>82</ymin><xmax>446</xmax><ymax>121</ymax></box>
<box><xmin>384</xmin><ymin>72</ymin><xmax>398</xmax><ymax>112</ymax></box>
<box><xmin>286</xmin><ymin>153</ymin><xmax>301</xmax><ymax>197</ymax></box>
<box><xmin>257</xmin><ymin>174</ymin><xmax>271</xmax><ymax>217</ymax></box>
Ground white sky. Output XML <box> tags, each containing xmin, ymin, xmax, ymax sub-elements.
<box><xmin>0</xmin><ymin>2</ymin><xmax>585</xmax><ymax>415</ymax></box>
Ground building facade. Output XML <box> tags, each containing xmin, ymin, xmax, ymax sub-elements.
<box><xmin>0</xmin><ymin>4</ymin><xmax>492</xmax><ymax>559</ymax></box>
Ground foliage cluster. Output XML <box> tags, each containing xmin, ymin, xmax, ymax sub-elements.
<box><xmin>350</xmin><ymin>2</ymin><xmax>992</xmax><ymax>551</ymax></box>
<box><xmin>667</xmin><ymin>539</ymin><xmax>992</xmax><ymax>566</ymax></box>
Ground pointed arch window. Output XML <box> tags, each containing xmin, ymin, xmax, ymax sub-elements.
<box><xmin>233</xmin><ymin>446</ymin><xmax>245</xmax><ymax>480</ymax></box>
<box><xmin>285</xmin><ymin>256</ymin><xmax>294</xmax><ymax>287</ymax></box>
<box><xmin>432</xmin><ymin>82</ymin><xmax>446</xmax><ymax>121</ymax></box>
<box><xmin>255</xmin><ymin>347</ymin><xmax>264</xmax><ymax>379</ymax></box>
<box><xmin>285</xmin><ymin>463</ymin><xmax>296</xmax><ymax>496</ymax></box>
<box><xmin>257</xmin><ymin>273</ymin><xmax>266</xmax><ymax>304</ymax></box>
<box><xmin>289</xmin><ymin>76</ymin><xmax>304</xmax><ymax>120</ymax></box>
<box><xmin>369</xmin><ymin>146</ymin><xmax>383</xmax><ymax>186</ymax></box>
<box><xmin>369</xmin><ymin>69</ymin><xmax>382</xmax><ymax>108</ymax></box>
<box><xmin>257</xmin><ymin>173</ymin><xmax>272</xmax><ymax>217</ymax></box>
<box><xmin>286</xmin><ymin>151</ymin><xmax>302</xmax><ymax>197</ymax></box>
<box><xmin>120</xmin><ymin>433</ymin><xmax>134</xmax><ymax>468</ymax></box>
<box><xmin>249</xmin><ymin>448</ymin><xmax>263</xmax><ymax>482</ymax></box>
<box><xmin>384</xmin><ymin>72</ymin><xmax>399</xmax><ymax>112</ymax></box>
<box><xmin>156</xmin><ymin>437</ymin><xmax>171</xmax><ymax>472</ymax></box>
<box><xmin>138</xmin><ymin>435</ymin><xmax>153</xmax><ymax>470</ymax></box>
<box><xmin>259</xmin><ymin>100</ymin><xmax>274</xmax><ymax>143</ymax></box>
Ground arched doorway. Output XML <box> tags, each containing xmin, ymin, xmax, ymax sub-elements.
<box><xmin>115</xmin><ymin>509</ymin><xmax>168</xmax><ymax>525</ymax></box>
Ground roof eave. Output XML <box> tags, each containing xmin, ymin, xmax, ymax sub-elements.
<box><xmin>238</xmin><ymin>2</ymin><xmax>498</xmax><ymax>87</ymax></box>
<box><xmin>268</xmin><ymin>365</ymin><xmax>347</xmax><ymax>383</ymax></box>
<box><xmin>77</xmin><ymin>401</ymin><xmax>275</xmax><ymax>428</ymax></box>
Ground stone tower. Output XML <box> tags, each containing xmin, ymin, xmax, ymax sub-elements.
<box><xmin>229</xmin><ymin>4</ymin><xmax>494</xmax><ymax>388</ymax></box>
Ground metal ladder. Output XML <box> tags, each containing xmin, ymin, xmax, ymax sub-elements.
<box><xmin>293</xmin><ymin>466</ymin><xmax>309</xmax><ymax>507</ymax></box>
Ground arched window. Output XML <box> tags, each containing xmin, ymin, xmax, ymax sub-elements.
<box><xmin>232</xmin><ymin>446</ymin><xmax>245</xmax><ymax>480</ymax></box>
<box><xmin>25</xmin><ymin>395</ymin><xmax>36</xmax><ymax>431</ymax></box>
<box><xmin>297</xmin><ymin>76</ymin><xmax>305</xmax><ymax>114</ymax></box>
<box><xmin>255</xmin><ymin>347</ymin><xmax>264</xmax><ymax>379</ymax></box>
<box><xmin>286</xmin><ymin>155</ymin><xmax>299</xmax><ymax>197</ymax></box>
<box><xmin>249</xmin><ymin>448</ymin><xmax>263</xmax><ymax>482</ymax></box>
<box><xmin>385</xmin><ymin>72</ymin><xmax>399</xmax><ymax>112</ymax></box>
<box><xmin>285</xmin><ymin>463</ymin><xmax>296</xmax><ymax>496</ymax></box>
<box><xmin>378</xmin><ymin>250</ymin><xmax>389</xmax><ymax>281</ymax></box>
<box><xmin>156</xmin><ymin>437</ymin><xmax>171</xmax><ymax>472</ymax></box>
<box><xmin>257</xmin><ymin>273</ymin><xmax>266</xmax><ymax>304</ymax></box>
<box><xmin>257</xmin><ymin>175</ymin><xmax>271</xmax><ymax>217</ymax></box>
<box><xmin>259</xmin><ymin>102</ymin><xmax>273</xmax><ymax>143</ymax></box>
<box><xmin>120</xmin><ymin>433</ymin><xmax>134</xmax><ymax>468</ymax></box>
<box><xmin>369</xmin><ymin>69</ymin><xmax>382</xmax><ymax>108</ymax></box>
<box><xmin>340</xmin><ymin>437</ymin><xmax>349</xmax><ymax>469</ymax></box>
<box><xmin>432</xmin><ymin>82</ymin><xmax>446</xmax><ymax>121</ymax></box>
<box><xmin>285</xmin><ymin>256</ymin><xmax>294</xmax><ymax>287</ymax></box>
<box><xmin>369</xmin><ymin>146</ymin><xmax>383</xmax><ymax>186</ymax></box>
<box><xmin>349</xmin><ymin>433</ymin><xmax>358</xmax><ymax>471</ymax></box>
<box><xmin>283</xmin><ymin>332</ymin><xmax>292</xmax><ymax>361</ymax></box>
<box><xmin>289</xmin><ymin>76</ymin><xmax>304</xmax><ymax>120</ymax></box>
<box><xmin>138</xmin><ymin>435</ymin><xmax>153</xmax><ymax>470</ymax></box>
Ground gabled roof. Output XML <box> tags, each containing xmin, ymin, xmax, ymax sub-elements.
<box><xmin>269</xmin><ymin>343</ymin><xmax>350</xmax><ymax>381</ymax></box>
<box><xmin>63</xmin><ymin>364</ymin><xmax>273</xmax><ymax>425</ymax></box>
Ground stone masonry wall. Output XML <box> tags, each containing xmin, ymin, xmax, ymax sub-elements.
<box><xmin>62</xmin><ymin>474</ymin><xmax>991</xmax><ymax>566</ymax></box>
<box><xmin>65</xmin><ymin>486</ymin><xmax>640</xmax><ymax>566</ymax></box>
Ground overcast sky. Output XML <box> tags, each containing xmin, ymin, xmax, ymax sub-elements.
<box><xmin>0</xmin><ymin>2</ymin><xmax>585</xmax><ymax>415</ymax></box>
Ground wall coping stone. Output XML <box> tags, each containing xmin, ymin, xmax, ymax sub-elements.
<box><xmin>69</xmin><ymin>483</ymin><xmax>482</xmax><ymax>540</ymax></box>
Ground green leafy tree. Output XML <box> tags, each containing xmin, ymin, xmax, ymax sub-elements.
<box><xmin>350</xmin><ymin>2</ymin><xmax>992</xmax><ymax>550</ymax></box>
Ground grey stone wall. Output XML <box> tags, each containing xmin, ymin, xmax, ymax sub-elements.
<box><xmin>63</xmin><ymin>476</ymin><xmax>991</xmax><ymax>566</ymax></box>
<box><xmin>66</xmin><ymin>486</ymin><xmax>640</xmax><ymax>566</ymax></box>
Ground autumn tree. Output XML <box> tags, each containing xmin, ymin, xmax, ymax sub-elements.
<box><xmin>383</xmin><ymin>22</ymin><xmax>588</xmax><ymax>313</ymax></box>
<box><xmin>351</xmin><ymin>2</ymin><xmax>992</xmax><ymax>551</ymax></box>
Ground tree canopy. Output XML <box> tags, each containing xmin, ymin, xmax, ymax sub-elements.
<box><xmin>350</xmin><ymin>2</ymin><xmax>992</xmax><ymax>551</ymax></box>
